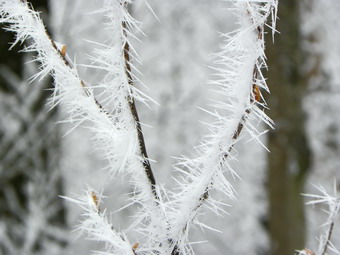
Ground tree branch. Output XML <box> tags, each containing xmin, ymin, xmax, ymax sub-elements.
<box><xmin>170</xmin><ymin>2</ymin><xmax>276</xmax><ymax>253</ymax></box>
<box><xmin>16</xmin><ymin>0</ymin><xmax>160</xmax><ymax>202</ymax></box>
<box><xmin>123</xmin><ymin>19</ymin><xmax>159</xmax><ymax>201</ymax></box>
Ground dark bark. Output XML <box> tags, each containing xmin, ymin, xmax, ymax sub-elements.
<box><xmin>266</xmin><ymin>1</ymin><xmax>311</xmax><ymax>254</ymax></box>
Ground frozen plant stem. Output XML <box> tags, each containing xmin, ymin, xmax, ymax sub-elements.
<box><xmin>171</xmin><ymin>71</ymin><xmax>252</xmax><ymax>255</ymax></box>
<box><xmin>169</xmin><ymin>1</ymin><xmax>277</xmax><ymax>254</ymax></box>
<box><xmin>0</xmin><ymin>0</ymin><xmax>278</xmax><ymax>254</ymax></box>
<box><xmin>319</xmin><ymin>197</ymin><xmax>340</xmax><ymax>255</ymax></box>
<box><xmin>304</xmin><ymin>185</ymin><xmax>340</xmax><ymax>255</ymax></box>
<box><xmin>45</xmin><ymin>27</ymin><xmax>105</xmax><ymax>110</ymax></box>
<box><xmin>122</xmin><ymin>16</ymin><xmax>159</xmax><ymax>201</ymax></box>
<box><xmin>321</xmin><ymin>221</ymin><xmax>335</xmax><ymax>255</ymax></box>
<box><xmin>17</xmin><ymin>0</ymin><xmax>159</xmax><ymax>202</ymax></box>
<box><xmin>0</xmin><ymin>0</ymin><xmax>168</xmax><ymax>252</ymax></box>
<box><xmin>196</xmin><ymin>109</ymin><xmax>250</xmax><ymax>207</ymax></box>
<box><xmin>20</xmin><ymin>1</ymin><xmax>117</xmax><ymax>122</ymax></box>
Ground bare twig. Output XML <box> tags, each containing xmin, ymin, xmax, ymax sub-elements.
<box><xmin>320</xmin><ymin>198</ymin><xmax>340</xmax><ymax>255</ymax></box>
<box><xmin>122</xmin><ymin>18</ymin><xmax>159</xmax><ymax>201</ymax></box>
<box><xmin>321</xmin><ymin>221</ymin><xmax>335</xmax><ymax>255</ymax></box>
<box><xmin>304</xmin><ymin>185</ymin><xmax>340</xmax><ymax>255</ymax></box>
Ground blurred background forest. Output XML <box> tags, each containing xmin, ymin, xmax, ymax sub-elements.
<box><xmin>0</xmin><ymin>0</ymin><xmax>339</xmax><ymax>255</ymax></box>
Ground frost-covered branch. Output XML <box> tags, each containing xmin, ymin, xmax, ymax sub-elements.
<box><xmin>122</xmin><ymin>13</ymin><xmax>158</xmax><ymax>201</ymax></box>
<box><xmin>0</xmin><ymin>0</ymin><xmax>168</xmax><ymax>253</ymax></box>
<box><xmin>302</xmin><ymin>184</ymin><xmax>340</xmax><ymax>255</ymax></box>
<box><xmin>0</xmin><ymin>0</ymin><xmax>281</xmax><ymax>254</ymax></box>
<box><xmin>84</xmin><ymin>1</ymin><xmax>169</xmax><ymax>252</ymax></box>
<box><xmin>63</xmin><ymin>190</ymin><xmax>136</xmax><ymax>255</ymax></box>
<box><xmin>168</xmin><ymin>1</ymin><xmax>277</xmax><ymax>254</ymax></box>
<box><xmin>0</xmin><ymin>0</ymin><xmax>159</xmax><ymax>194</ymax></box>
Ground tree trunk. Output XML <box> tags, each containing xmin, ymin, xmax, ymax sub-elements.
<box><xmin>266</xmin><ymin>0</ymin><xmax>311</xmax><ymax>254</ymax></box>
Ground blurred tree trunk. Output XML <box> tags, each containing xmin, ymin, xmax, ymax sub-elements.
<box><xmin>0</xmin><ymin>1</ymin><xmax>67</xmax><ymax>254</ymax></box>
<box><xmin>266</xmin><ymin>0</ymin><xmax>311</xmax><ymax>254</ymax></box>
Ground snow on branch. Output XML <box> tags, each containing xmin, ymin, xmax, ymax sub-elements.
<box><xmin>0</xmin><ymin>0</ymin><xmax>168</xmax><ymax>253</ymax></box>
<box><xmin>302</xmin><ymin>183</ymin><xmax>340</xmax><ymax>255</ymax></box>
<box><xmin>95</xmin><ymin>0</ymin><xmax>159</xmax><ymax>199</ymax></box>
<box><xmin>63</xmin><ymin>190</ymin><xmax>136</xmax><ymax>255</ymax></box>
<box><xmin>0</xmin><ymin>0</ymin><xmax>137</xmax><ymax>175</ymax></box>
<box><xmin>0</xmin><ymin>0</ymin><xmax>280</xmax><ymax>254</ymax></box>
<box><xmin>167</xmin><ymin>1</ymin><xmax>277</xmax><ymax>254</ymax></box>
<box><xmin>88</xmin><ymin>1</ymin><xmax>170</xmax><ymax>252</ymax></box>
<box><xmin>0</xmin><ymin>0</ymin><xmax>158</xmax><ymax>183</ymax></box>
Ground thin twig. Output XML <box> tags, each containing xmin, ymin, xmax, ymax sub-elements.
<box><xmin>192</xmin><ymin>0</ymin><xmax>270</xmax><ymax>219</ymax></box>
<box><xmin>171</xmin><ymin>105</ymin><xmax>251</xmax><ymax>255</ymax></box>
<box><xmin>122</xmin><ymin>8</ymin><xmax>159</xmax><ymax>202</ymax></box>
<box><xmin>321</xmin><ymin>221</ymin><xmax>335</xmax><ymax>255</ymax></box>
<box><xmin>44</xmin><ymin>29</ymin><xmax>105</xmax><ymax>110</ymax></box>
<box><xmin>20</xmin><ymin>0</ymin><xmax>159</xmax><ymax>201</ymax></box>
<box><xmin>170</xmin><ymin>4</ymin><xmax>270</xmax><ymax>253</ymax></box>
<box><xmin>320</xmin><ymin>199</ymin><xmax>339</xmax><ymax>255</ymax></box>
<box><xmin>89</xmin><ymin>191</ymin><xmax>136</xmax><ymax>255</ymax></box>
